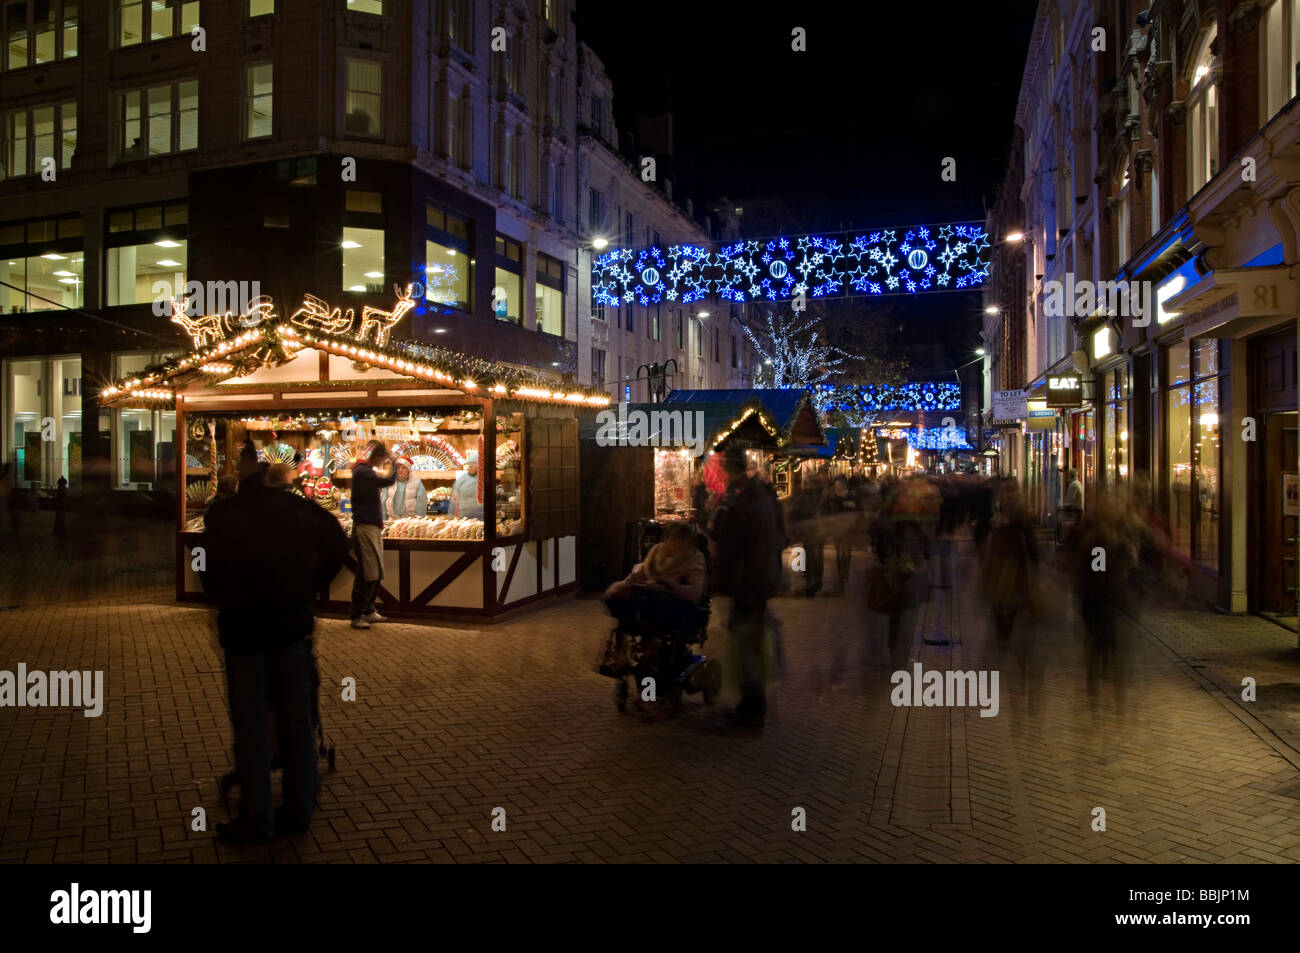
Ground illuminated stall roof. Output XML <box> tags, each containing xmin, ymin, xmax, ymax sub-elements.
<box><xmin>99</xmin><ymin>289</ymin><xmax>609</xmax><ymax>410</ymax></box>
<box><xmin>662</xmin><ymin>388</ymin><xmax>824</xmax><ymax>450</ymax></box>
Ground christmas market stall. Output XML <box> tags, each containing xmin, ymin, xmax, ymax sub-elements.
<box><xmin>660</xmin><ymin>388</ymin><xmax>825</xmax><ymax>501</ymax></box>
<box><xmin>577</xmin><ymin>390</ymin><xmax>823</xmax><ymax>591</ymax></box>
<box><xmin>99</xmin><ymin>289</ymin><xmax>606</xmax><ymax>622</ymax></box>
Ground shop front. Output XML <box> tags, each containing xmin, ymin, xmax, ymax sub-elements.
<box><xmin>1166</xmin><ymin>265</ymin><xmax>1291</xmax><ymax>616</ymax></box>
<box><xmin>99</xmin><ymin>293</ymin><xmax>604</xmax><ymax>622</ymax></box>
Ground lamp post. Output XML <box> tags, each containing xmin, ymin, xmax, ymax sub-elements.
<box><xmin>635</xmin><ymin>358</ymin><xmax>678</xmax><ymax>403</ymax></box>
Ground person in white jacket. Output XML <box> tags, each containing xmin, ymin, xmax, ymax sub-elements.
<box><xmin>381</xmin><ymin>456</ymin><xmax>429</xmax><ymax>517</ymax></box>
<box><xmin>451</xmin><ymin>451</ymin><xmax>483</xmax><ymax>519</ymax></box>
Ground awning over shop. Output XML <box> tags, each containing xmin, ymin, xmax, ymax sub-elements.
<box><xmin>1164</xmin><ymin>264</ymin><xmax>1295</xmax><ymax>339</ymax></box>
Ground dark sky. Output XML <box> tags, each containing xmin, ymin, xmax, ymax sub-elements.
<box><xmin>574</xmin><ymin>0</ymin><xmax>1039</xmax><ymax>373</ymax></box>
<box><xmin>576</xmin><ymin>0</ymin><xmax>1038</xmax><ymax>231</ymax></box>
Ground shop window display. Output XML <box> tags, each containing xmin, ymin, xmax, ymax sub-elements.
<box><xmin>495</xmin><ymin>411</ymin><xmax>525</xmax><ymax>537</ymax></box>
<box><xmin>180</xmin><ymin>408</ymin><xmax>506</xmax><ymax>541</ymax></box>
<box><xmin>1164</xmin><ymin>338</ymin><xmax>1221</xmax><ymax>571</ymax></box>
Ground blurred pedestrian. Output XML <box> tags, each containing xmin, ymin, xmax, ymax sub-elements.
<box><xmin>52</xmin><ymin>476</ymin><xmax>68</xmax><ymax>537</ymax></box>
<box><xmin>1070</xmin><ymin>491</ymin><xmax>1151</xmax><ymax>721</ymax></box>
<box><xmin>822</xmin><ymin>475</ymin><xmax>861</xmax><ymax>595</ymax></box>
<box><xmin>981</xmin><ymin>482</ymin><xmax>1040</xmax><ymax>646</ymax></box>
<box><xmin>201</xmin><ymin>453</ymin><xmax>348</xmax><ymax>843</ymax></box>
<box><xmin>788</xmin><ymin>471</ymin><xmax>827</xmax><ymax>596</ymax></box>
<box><xmin>1058</xmin><ymin>468</ymin><xmax>1083</xmax><ymax>544</ymax></box>
<box><xmin>868</xmin><ymin>490</ymin><xmax>916</xmax><ymax>653</ymax></box>
<box><xmin>712</xmin><ymin>447</ymin><xmax>784</xmax><ymax>728</ymax></box>
<box><xmin>690</xmin><ymin>469</ymin><xmax>710</xmax><ymax>530</ymax></box>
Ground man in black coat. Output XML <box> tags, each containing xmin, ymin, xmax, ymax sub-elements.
<box><xmin>712</xmin><ymin>448</ymin><xmax>784</xmax><ymax>727</ymax></box>
<box><xmin>202</xmin><ymin>459</ymin><xmax>348</xmax><ymax>842</ymax></box>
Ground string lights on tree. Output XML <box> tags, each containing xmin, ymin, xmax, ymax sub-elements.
<box><xmin>741</xmin><ymin>310</ymin><xmax>865</xmax><ymax>389</ymax></box>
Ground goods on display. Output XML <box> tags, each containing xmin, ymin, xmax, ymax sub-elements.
<box><xmin>186</xmin><ymin>480</ymin><xmax>215</xmax><ymax>503</ymax></box>
<box><xmin>181</xmin><ymin>409</ymin><xmax>507</xmax><ymax>543</ymax></box>
<box><xmin>385</xmin><ymin>517</ymin><xmax>483</xmax><ymax>540</ymax></box>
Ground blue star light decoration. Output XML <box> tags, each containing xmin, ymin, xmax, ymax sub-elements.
<box><xmin>813</xmin><ymin>382</ymin><xmax>963</xmax><ymax>414</ymax></box>
<box><xmin>591</xmin><ymin>222</ymin><xmax>990</xmax><ymax>306</ymax></box>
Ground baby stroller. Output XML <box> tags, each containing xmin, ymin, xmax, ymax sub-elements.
<box><xmin>217</xmin><ymin>638</ymin><xmax>336</xmax><ymax>823</ymax></box>
<box><xmin>598</xmin><ymin>526</ymin><xmax>722</xmax><ymax>716</ymax></box>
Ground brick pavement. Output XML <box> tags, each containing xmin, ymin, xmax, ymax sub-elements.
<box><xmin>0</xmin><ymin>514</ymin><xmax>1298</xmax><ymax>862</ymax></box>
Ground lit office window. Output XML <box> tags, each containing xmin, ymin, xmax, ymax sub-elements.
<box><xmin>115</xmin><ymin>0</ymin><xmax>200</xmax><ymax>47</ymax></box>
<box><xmin>494</xmin><ymin>235</ymin><xmax>522</xmax><ymax>325</ymax></box>
<box><xmin>426</xmin><ymin>205</ymin><xmax>472</xmax><ymax>311</ymax></box>
<box><xmin>1187</xmin><ymin>30</ymin><xmax>1219</xmax><ymax>193</ymax></box>
<box><xmin>342</xmin><ymin>227</ymin><xmax>384</xmax><ymax>293</ymax></box>
<box><xmin>1</xmin><ymin>101</ymin><xmax>75</xmax><ymax>181</ymax></box>
<box><xmin>113</xmin><ymin>80</ymin><xmax>198</xmax><ymax>162</ymax></box>
<box><xmin>244</xmin><ymin>62</ymin><xmax>273</xmax><ymax>139</ymax></box>
<box><xmin>345</xmin><ymin>59</ymin><xmax>382</xmax><ymax>137</ymax></box>
<box><xmin>536</xmin><ymin>252</ymin><xmax>564</xmax><ymax>336</ymax></box>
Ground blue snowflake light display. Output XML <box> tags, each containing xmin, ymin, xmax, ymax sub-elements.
<box><xmin>814</xmin><ymin>382</ymin><xmax>963</xmax><ymax>415</ymax></box>
<box><xmin>905</xmin><ymin>426</ymin><xmax>975</xmax><ymax>451</ymax></box>
<box><xmin>592</xmin><ymin>223</ymin><xmax>989</xmax><ymax>306</ymax></box>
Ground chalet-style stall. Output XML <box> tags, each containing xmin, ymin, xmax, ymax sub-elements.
<box><xmin>660</xmin><ymin>388</ymin><xmax>825</xmax><ymax>501</ymax></box>
<box><xmin>99</xmin><ymin>293</ymin><xmax>603</xmax><ymax>622</ymax></box>
<box><xmin>578</xmin><ymin>389</ymin><xmax>824</xmax><ymax>590</ymax></box>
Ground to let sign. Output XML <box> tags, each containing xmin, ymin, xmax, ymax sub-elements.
<box><xmin>1046</xmin><ymin>373</ymin><xmax>1083</xmax><ymax>408</ymax></box>
<box><xmin>992</xmin><ymin>390</ymin><xmax>1028</xmax><ymax>424</ymax></box>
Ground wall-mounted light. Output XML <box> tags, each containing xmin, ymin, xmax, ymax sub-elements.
<box><xmin>591</xmin><ymin>237</ymin><xmax>609</xmax><ymax>250</ymax></box>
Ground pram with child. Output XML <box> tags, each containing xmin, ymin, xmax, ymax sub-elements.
<box><xmin>598</xmin><ymin>521</ymin><xmax>722</xmax><ymax>715</ymax></box>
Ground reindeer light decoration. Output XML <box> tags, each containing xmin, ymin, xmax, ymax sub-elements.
<box><xmin>290</xmin><ymin>295</ymin><xmax>355</xmax><ymax>335</ymax></box>
<box><xmin>170</xmin><ymin>295</ymin><xmax>279</xmax><ymax>347</ymax></box>
<box><xmin>356</xmin><ymin>284</ymin><xmax>416</xmax><ymax>347</ymax></box>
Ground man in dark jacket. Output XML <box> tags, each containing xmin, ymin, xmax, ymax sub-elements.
<box><xmin>202</xmin><ymin>459</ymin><xmax>348</xmax><ymax>842</ymax></box>
<box><xmin>348</xmin><ymin>440</ymin><xmax>397</xmax><ymax>628</ymax></box>
<box><xmin>711</xmin><ymin>447</ymin><xmax>783</xmax><ymax>727</ymax></box>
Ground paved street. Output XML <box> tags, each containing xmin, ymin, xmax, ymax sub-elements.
<box><xmin>1</xmin><ymin>514</ymin><xmax>1299</xmax><ymax>863</ymax></box>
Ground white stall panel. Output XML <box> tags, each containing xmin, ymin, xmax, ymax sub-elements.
<box><xmin>558</xmin><ymin>536</ymin><xmax>576</xmax><ymax>586</ymax></box>
<box><xmin>505</xmin><ymin>542</ymin><xmax>539</xmax><ymax>605</ymax></box>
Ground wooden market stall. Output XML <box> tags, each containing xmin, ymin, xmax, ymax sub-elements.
<box><xmin>577</xmin><ymin>389</ymin><xmax>825</xmax><ymax>591</ymax></box>
<box><xmin>99</xmin><ymin>292</ymin><xmax>604</xmax><ymax>622</ymax></box>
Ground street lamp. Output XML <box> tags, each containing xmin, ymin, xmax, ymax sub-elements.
<box><xmin>984</xmin><ymin>306</ymin><xmax>999</xmax><ymax>315</ymax></box>
<box><xmin>591</xmin><ymin>237</ymin><xmax>609</xmax><ymax>250</ymax></box>
<box><xmin>975</xmin><ymin>347</ymin><xmax>986</xmax><ymax>356</ymax></box>
<box><xmin>1003</xmin><ymin>231</ymin><xmax>1025</xmax><ymax>243</ymax></box>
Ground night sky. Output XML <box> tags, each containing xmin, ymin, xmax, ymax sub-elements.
<box><xmin>576</xmin><ymin>0</ymin><xmax>1039</xmax><ymax>373</ymax></box>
